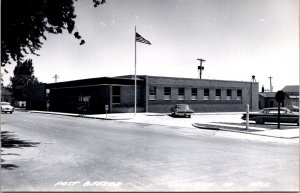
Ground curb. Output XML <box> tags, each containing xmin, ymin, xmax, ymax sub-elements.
<box><xmin>29</xmin><ymin>111</ymin><xmax>80</xmax><ymax>118</ymax></box>
<box><xmin>192</xmin><ymin>123</ymin><xmax>299</xmax><ymax>139</ymax></box>
<box><xmin>191</xmin><ymin>123</ymin><xmax>220</xmax><ymax>130</ymax></box>
<box><xmin>14</xmin><ymin>108</ymin><xmax>28</xmax><ymax>112</ymax></box>
<box><xmin>29</xmin><ymin>111</ymin><xmax>135</xmax><ymax>121</ymax></box>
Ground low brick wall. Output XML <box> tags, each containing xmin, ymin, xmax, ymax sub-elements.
<box><xmin>112</xmin><ymin>107</ymin><xmax>145</xmax><ymax>113</ymax></box>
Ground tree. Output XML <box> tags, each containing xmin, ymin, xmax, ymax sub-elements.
<box><xmin>10</xmin><ymin>59</ymin><xmax>40</xmax><ymax>101</ymax></box>
<box><xmin>1</xmin><ymin>0</ymin><xmax>105</xmax><ymax>67</ymax></box>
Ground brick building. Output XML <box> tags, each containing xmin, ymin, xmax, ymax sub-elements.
<box><xmin>258</xmin><ymin>85</ymin><xmax>299</xmax><ymax>109</ymax></box>
<box><xmin>258</xmin><ymin>92</ymin><xmax>276</xmax><ymax>109</ymax></box>
<box><xmin>26</xmin><ymin>75</ymin><xmax>259</xmax><ymax>114</ymax></box>
<box><xmin>282</xmin><ymin>85</ymin><xmax>299</xmax><ymax>107</ymax></box>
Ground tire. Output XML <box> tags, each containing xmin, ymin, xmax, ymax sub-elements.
<box><xmin>187</xmin><ymin>115</ymin><xmax>191</xmax><ymax>118</ymax></box>
<box><xmin>297</xmin><ymin>119</ymin><xmax>299</xmax><ymax>126</ymax></box>
<box><xmin>255</xmin><ymin>118</ymin><xmax>264</xmax><ymax>124</ymax></box>
<box><xmin>10</xmin><ymin>111</ymin><xmax>13</xmax><ymax>114</ymax></box>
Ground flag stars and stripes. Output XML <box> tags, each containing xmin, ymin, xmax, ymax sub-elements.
<box><xmin>136</xmin><ymin>32</ymin><xmax>151</xmax><ymax>45</ymax></box>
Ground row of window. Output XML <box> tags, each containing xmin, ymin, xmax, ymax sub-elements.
<box><xmin>149</xmin><ymin>87</ymin><xmax>242</xmax><ymax>101</ymax></box>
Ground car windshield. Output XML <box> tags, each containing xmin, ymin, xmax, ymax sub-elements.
<box><xmin>269</xmin><ymin>110</ymin><xmax>287</xmax><ymax>114</ymax></box>
<box><xmin>262</xmin><ymin>108</ymin><xmax>292</xmax><ymax>114</ymax></box>
<box><xmin>1</xmin><ymin>102</ymin><xmax>10</xmax><ymax>106</ymax></box>
<box><xmin>177</xmin><ymin>105</ymin><xmax>189</xmax><ymax>110</ymax></box>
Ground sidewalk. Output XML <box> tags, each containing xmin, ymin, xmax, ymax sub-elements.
<box><xmin>28</xmin><ymin>110</ymin><xmax>299</xmax><ymax>140</ymax></box>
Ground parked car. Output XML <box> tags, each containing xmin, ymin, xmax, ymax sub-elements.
<box><xmin>288</xmin><ymin>105</ymin><xmax>299</xmax><ymax>112</ymax></box>
<box><xmin>241</xmin><ymin>107</ymin><xmax>299</xmax><ymax>125</ymax></box>
<box><xmin>1</xmin><ymin>102</ymin><xmax>14</xmax><ymax>114</ymax></box>
<box><xmin>170</xmin><ymin>104</ymin><xmax>194</xmax><ymax>118</ymax></box>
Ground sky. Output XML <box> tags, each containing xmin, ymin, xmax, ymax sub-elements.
<box><xmin>2</xmin><ymin>0</ymin><xmax>299</xmax><ymax>91</ymax></box>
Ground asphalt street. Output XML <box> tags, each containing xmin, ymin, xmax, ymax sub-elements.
<box><xmin>1</xmin><ymin>111</ymin><xmax>299</xmax><ymax>191</ymax></box>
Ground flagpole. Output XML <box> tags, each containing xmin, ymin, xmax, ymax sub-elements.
<box><xmin>134</xmin><ymin>26</ymin><xmax>137</xmax><ymax>116</ymax></box>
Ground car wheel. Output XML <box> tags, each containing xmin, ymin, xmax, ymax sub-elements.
<box><xmin>10</xmin><ymin>111</ymin><xmax>12</xmax><ymax>114</ymax></box>
<box><xmin>297</xmin><ymin>119</ymin><xmax>299</xmax><ymax>126</ymax></box>
<box><xmin>187</xmin><ymin>115</ymin><xmax>191</xmax><ymax>118</ymax></box>
<box><xmin>255</xmin><ymin>118</ymin><xmax>264</xmax><ymax>124</ymax></box>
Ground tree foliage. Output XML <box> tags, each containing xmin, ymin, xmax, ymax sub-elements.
<box><xmin>9</xmin><ymin>59</ymin><xmax>40</xmax><ymax>101</ymax></box>
<box><xmin>1</xmin><ymin>0</ymin><xmax>105</xmax><ymax>67</ymax></box>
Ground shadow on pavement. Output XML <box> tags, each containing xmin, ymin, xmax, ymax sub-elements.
<box><xmin>1</xmin><ymin>157</ymin><xmax>19</xmax><ymax>170</ymax></box>
<box><xmin>1</xmin><ymin>131</ymin><xmax>41</xmax><ymax>170</ymax></box>
<box><xmin>168</xmin><ymin>114</ymin><xmax>192</xmax><ymax>118</ymax></box>
<box><xmin>1</xmin><ymin>163</ymin><xmax>19</xmax><ymax>170</ymax></box>
<box><xmin>1</xmin><ymin>131</ymin><xmax>40</xmax><ymax>148</ymax></box>
<box><xmin>146</xmin><ymin>114</ymin><xmax>166</xmax><ymax>116</ymax></box>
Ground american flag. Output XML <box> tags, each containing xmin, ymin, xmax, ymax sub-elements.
<box><xmin>136</xmin><ymin>32</ymin><xmax>151</xmax><ymax>45</ymax></box>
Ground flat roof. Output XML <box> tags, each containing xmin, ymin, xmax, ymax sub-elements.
<box><xmin>259</xmin><ymin>92</ymin><xmax>276</xmax><ymax>98</ymax></box>
<box><xmin>46</xmin><ymin>76</ymin><xmax>144</xmax><ymax>89</ymax></box>
<box><xmin>144</xmin><ymin>75</ymin><xmax>258</xmax><ymax>84</ymax></box>
<box><xmin>46</xmin><ymin>74</ymin><xmax>258</xmax><ymax>88</ymax></box>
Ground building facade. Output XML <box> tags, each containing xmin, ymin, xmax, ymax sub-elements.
<box><xmin>258</xmin><ymin>85</ymin><xmax>299</xmax><ymax>109</ymax></box>
<box><xmin>1</xmin><ymin>87</ymin><xmax>12</xmax><ymax>104</ymax></box>
<box><xmin>282</xmin><ymin>85</ymin><xmax>299</xmax><ymax>107</ymax></box>
<box><xmin>144</xmin><ymin>76</ymin><xmax>258</xmax><ymax>112</ymax></box>
<box><xmin>259</xmin><ymin>92</ymin><xmax>276</xmax><ymax>109</ymax></box>
<box><xmin>26</xmin><ymin>75</ymin><xmax>259</xmax><ymax>114</ymax></box>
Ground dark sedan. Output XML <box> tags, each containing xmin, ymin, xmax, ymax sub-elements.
<box><xmin>241</xmin><ymin>107</ymin><xmax>299</xmax><ymax>125</ymax></box>
<box><xmin>170</xmin><ymin>104</ymin><xmax>194</xmax><ymax>118</ymax></box>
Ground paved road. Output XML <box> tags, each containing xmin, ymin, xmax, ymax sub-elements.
<box><xmin>1</xmin><ymin>112</ymin><xmax>299</xmax><ymax>191</ymax></box>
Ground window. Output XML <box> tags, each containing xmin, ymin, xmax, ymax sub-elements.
<box><xmin>226</xmin><ymin>89</ymin><xmax>232</xmax><ymax>100</ymax></box>
<box><xmin>237</xmin><ymin>89</ymin><xmax>242</xmax><ymax>100</ymax></box>
<box><xmin>149</xmin><ymin>86</ymin><xmax>156</xmax><ymax>100</ymax></box>
<box><xmin>215</xmin><ymin>89</ymin><xmax>221</xmax><ymax>100</ymax></box>
<box><xmin>112</xmin><ymin>86</ymin><xmax>121</xmax><ymax>105</ymax></box>
<box><xmin>178</xmin><ymin>88</ymin><xmax>185</xmax><ymax>100</ymax></box>
<box><xmin>204</xmin><ymin>89</ymin><xmax>209</xmax><ymax>100</ymax></box>
<box><xmin>164</xmin><ymin>87</ymin><xmax>171</xmax><ymax>100</ymax></box>
<box><xmin>191</xmin><ymin>88</ymin><xmax>197</xmax><ymax>100</ymax></box>
<box><xmin>269</xmin><ymin>109</ymin><xmax>286</xmax><ymax>114</ymax></box>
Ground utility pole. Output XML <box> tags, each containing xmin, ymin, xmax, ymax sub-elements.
<box><xmin>268</xmin><ymin>76</ymin><xmax>273</xmax><ymax>92</ymax></box>
<box><xmin>53</xmin><ymin>74</ymin><xmax>59</xmax><ymax>83</ymax></box>
<box><xmin>197</xmin><ymin>58</ymin><xmax>205</xmax><ymax>79</ymax></box>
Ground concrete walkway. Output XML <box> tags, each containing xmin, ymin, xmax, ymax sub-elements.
<box><xmin>28</xmin><ymin>110</ymin><xmax>299</xmax><ymax>140</ymax></box>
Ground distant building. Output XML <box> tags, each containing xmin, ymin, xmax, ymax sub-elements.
<box><xmin>26</xmin><ymin>75</ymin><xmax>259</xmax><ymax>114</ymax></box>
<box><xmin>259</xmin><ymin>85</ymin><xmax>299</xmax><ymax>109</ymax></box>
<box><xmin>282</xmin><ymin>85</ymin><xmax>299</xmax><ymax>107</ymax></box>
<box><xmin>259</xmin><ymin>92</ymin><xmax>276</xmax><ymax>109</ymax></box>
<box><xmin>1</xmin><ymin>87</ymin><xmax>12</xmax><ymax>104</ymax></box>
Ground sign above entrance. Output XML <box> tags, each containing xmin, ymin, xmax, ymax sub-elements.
<box><xmin>79</xmin><ymin>96</ymin><xmax>91</xmax><ymax>102</ymax></box>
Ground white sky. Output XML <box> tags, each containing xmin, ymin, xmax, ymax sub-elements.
<box><xmin>2</xmin><ymin>0</ymin><xmax>299</xmax><ymax>91</ymax></box>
